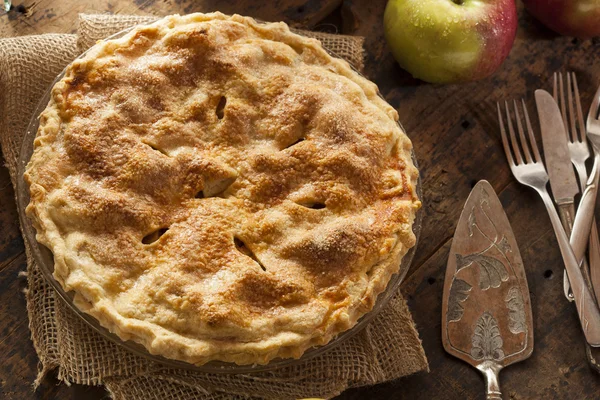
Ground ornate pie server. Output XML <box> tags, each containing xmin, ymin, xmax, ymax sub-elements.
<box><xmin>442</xmin><ymin>180</ymin><xmax>533</xmax><ymax>399</ymax></box>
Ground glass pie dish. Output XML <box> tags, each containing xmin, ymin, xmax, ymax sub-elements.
<box><xmin>15</xmin><ymin>24</ymin><xmax>422</xmax><ymax>374</ymax></box>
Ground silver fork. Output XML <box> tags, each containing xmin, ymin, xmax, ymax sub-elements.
<box><xmin>555</xmin><ymin>73</ymin><xmax>590</xmax><ymax>184</ymax></box>
<box><xmin>497</xmin><ymin>99</ymin><xmax>600</xmax><ymax>346</ymax></box>
<box><xmin>554</xmin><ymin>72</ymin><xmax>599</xmax><ymax>302</ymax></box>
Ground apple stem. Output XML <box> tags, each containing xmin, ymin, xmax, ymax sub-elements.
<box><xmin>452</xmin><ymin>0</ymin><xmax>464</xmax><ymax>4</ymax></box>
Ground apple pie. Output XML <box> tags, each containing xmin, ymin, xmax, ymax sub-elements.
<box><xmin>24</xmin><ymin>12</ymin><xmax>420</xmax><ymax>365</ymax></box>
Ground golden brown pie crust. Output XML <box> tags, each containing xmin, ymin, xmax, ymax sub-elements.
<box><xmin>24</xmin><ymin>12</ymin><xmax>420</xmax><ymax>365</ymax></box>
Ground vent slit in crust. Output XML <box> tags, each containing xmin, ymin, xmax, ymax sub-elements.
<box><xmin>142</xmin><ymin>227</ymin><xmax>169</xmax><ymax>244</ymax></box>
<box><xmin>283</xmin><ymin>137</ymin><xmax>305</xmax><ymax>150</ymax></box>
<box><xmin>297</xmin><ymin>201</ymin><xmax>326</xmax><ymax>210</ymax></box>
<box><xmin>142</xmin><ymin>141</ymin><xmax>169</xmax><ymax>156</ymax></box>
<box><xmin>195</xmin><ymin>176</ymin><xmax>237</xmax><ymax>199</ymax></box>
<box><xmin>216</xmin><ymin>96</ymin><xmax>226</xmax><ymax>119</ymax></box>
<box><xmin>234</xmin><ymin>237</ymin><xmax>266</xmax><ymax>271</ymax></box>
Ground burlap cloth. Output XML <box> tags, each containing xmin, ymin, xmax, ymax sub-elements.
<box><xmin>0</xmin><ymin>13</ymin><xmax>428</xmax><ymax>400</ymax></box>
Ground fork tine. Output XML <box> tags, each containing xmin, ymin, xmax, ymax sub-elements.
<box><xmin>513</xmin><ymin>100</ymin><xmax>533</xmax><ymax>163</ymax></box>
<box><xmin>567</xmin><ymin>73</ymin><xmax>578</xmax><ymax>142</ymax></box>
<box><xmin>558</xmin><ymin>72</ymin><xmax>569</xmax><ymax>135</ymax></box>
<box><xmin>497</xmin><ymin>102</ymin><xmax>515</xmax><ymax>166</ymax></box>
<box><xmin>521</xmin><ymin>98</ymin><xmax>542</xmax><ymax>163</ymax></box>
<box><xmin>553</xmin><ymin>72</ymin><xmax>558</xmax><ymax>102</ymax></box>
<box><xmin>572</xmin><ymin>73</ymin><xmax>586</xmax><ymax>140</ymax></box>
<box><xmin>505</xmin><ymin>101</ymin><xmax>524</xmax><ymax>164</ymax></box>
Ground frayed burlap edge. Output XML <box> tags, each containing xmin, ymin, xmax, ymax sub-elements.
<box><xmin>0</xmin><ymin>13</ymin><xmax>427</xmax><ymax>400</ymax></box>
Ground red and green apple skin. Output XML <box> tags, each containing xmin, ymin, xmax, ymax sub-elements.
<box><xmin>383</xmin><ymin>0</ymin><xmax>518</xmax><ymax>84</ymax></box>
<box><xmin>523</xmin><ymin>0</ymin><xmax>600</xmax><ymax>39</ymax></box>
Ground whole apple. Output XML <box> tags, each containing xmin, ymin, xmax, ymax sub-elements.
<box><xmin>383</xmin><ymin>0</ymin><xmax>518</xmax><ymax>84</ymax></box>
<box><xmin>522</xmin><ymin>0</ymin><xmax>600</xmax><ymax>38</ymax></box>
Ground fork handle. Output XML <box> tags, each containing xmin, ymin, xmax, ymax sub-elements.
<box><xmin>573</xmin><ymin>161</ymin><xmax>600</xmax><ymax>304</ymax></box>
<box><xmin>590</xmin><ymin>220</ymin><xmax>600</xmax><ymax>303</ymax></box>
<box><xmin>537</xmin><ymin>186</ymin><xmax>600</xmax><ymax>346</ymax></box>
<box><xmin>571</xmin><ymin>152</ymin><xmax>600</xmax><ymax>263</ymax></box>
<box><xmin>558</xmin><ymin>204</ymin><xmax>595</xmax><ymax>302</ymax></box>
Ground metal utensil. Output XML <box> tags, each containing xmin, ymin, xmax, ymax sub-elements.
<box><xmin>553</xmin><ymin>72</ymin><xmax>600</xmax><ymax>303</ymax></box>
<box><xmin>570</xmin><ymin>84</ymin><xmax>600</xmax><ymax>269</ymax></box>
<box><xmin>587</xmin><ymin>83</ymin><xmax>600</xmax><ymax>163</ymax></box>
<box><xmin>442</xmin><ymin>180</ymin><xmax>533</xmax><ymax>400</ymax></box>
<box><xmin>551</xmin><ymin>75</ymin><xmax>600</xmax><ymax>372</ymax></box>
<box><xmin>585</xmin><ymin>85</ymin><xmax>600</xmax><ymax>285</ymax></box>
<box><xmin>536</xmin><ymin>88</ymin><xmax>580</xmax><ymax>301</ymax></box>
<box><xmin>497</xmin><ymin>99</ymin><xmax>600</xmax><ymax>346</ymax></box>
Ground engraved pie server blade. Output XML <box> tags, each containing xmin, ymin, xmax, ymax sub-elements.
<box><xmin>442</xmin><ymin>180</ymin><xmax>534</xmax><ymax>400</ymax></box>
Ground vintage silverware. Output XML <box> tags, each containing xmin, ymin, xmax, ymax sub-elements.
<box><xmin>553</xmin><ymin>72</ymin><xmax>600</xmax><ymax>303</ymax></box>
<box><xmin>497</xmin><ymin>98</ymin><xmax>600</xmax><ymax>346</ymax></box>
<box><xmin>537</xmin><ymin>87</ymin><xmax>581</xmax><ymax>301</ymax></box>
<box><xmin>571</xmin><ymin>84</ymin><xmax>600</xmax><ymax>270</ymax></box>
<box><xmin>442</xmin><ymin>180</ymin><xmax>533</xmax><ymax>400</ymax></box>
<box><xmin>585</xmin><ymin>84</ymin><xmax>600</xmax><ymax>297</ymax></box>
<box><xmin>551</xmin><ymin>74</ymin><xmax>600</xmax><ymax>372</ymax></box>
<box><xmin>570</xmin><ymin>155</ymin><xmax>600</xmax><ymax>265</ymax></box>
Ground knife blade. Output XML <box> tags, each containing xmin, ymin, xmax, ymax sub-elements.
<box><xmin>442</xmin><ymin>180</ymin><xmax>533</xmax><ymax>400</ymax></box>
<box><xmin>536</xmin><ymin>89</ymin><xmax>581</xmax><ymax>301</ymax></box>
<box><xmin>536</xmin><ymin>89</ymin><xmax>579</xmax><ymax>204</ymax></box>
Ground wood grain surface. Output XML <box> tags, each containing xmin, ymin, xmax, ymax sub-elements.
<box><xmin>1</xmin><ymin>0</ymin><xmax>600</xmax><ymax>399</ymax></box>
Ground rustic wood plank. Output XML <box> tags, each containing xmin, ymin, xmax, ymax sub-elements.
<box><xmin>344</xmin><ymin>182</ymin><xmax>600</xmax><ymax>399</ymax></box>
<box><xmin>0</xmin><ymin>252</ymin><xmax>104</xmax><ymax>400</ymax></box>
<box><xmin>1</xmin><ymin>0</ymin><xmax>600</xmax><ymax>399</ymax></box>
<box><xmin>339</xmin><ymin>1</ymin><xmax>600</xmax><ymax>399</ymax></box>
<box><xmin>0</xmin><ymin>253</ymin><xmax>60</xmax><ymax>400</ymax></box>
<box><xmin>0</xmin><ymin>2</ymin><xmax>346</xmax><ymax>399</ymax></box>
<box><xmin>0</xmin><ymin>0</ymin><xmax>341</xmax><ymax>38</ymax></box>
<box><xmin>342</xmin><ymin>0</ymin><xmax>600</xmax><ymax>274</ymax></box>
<box><xmin>0</xmin><ymin>153</ymin><xmax>24</xmax><ymax>273</ymax></box>
<box><xmin>398</xmin><ymin>182</ymin><xmax>600</xmax><ymax>399</ymax></box>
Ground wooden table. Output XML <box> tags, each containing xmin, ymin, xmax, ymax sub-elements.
<box><xmin>1</xmin><ymin>1</ymin><xmax>599</xmax><ymax>398</ymax></box>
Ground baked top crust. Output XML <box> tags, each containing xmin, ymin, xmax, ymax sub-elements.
<box><xmin>24</xmin><ymin>12</ymin><xmax>420</xmax><ymax>365</ymax></box>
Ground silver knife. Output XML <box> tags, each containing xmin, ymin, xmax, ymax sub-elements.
<box><xmin>442</xmin><ymin>180</ymin><xmax>533</xmax><ymax>399</ymax></box>
<box><xmin>536</xmin><ymin>90</ymin><xmax>579</xmax><ymax>205</ymax></box>
<box><xmin>536</xmin><ymin>89</ymin><xmax>589</xmax><ymax>300</ymax></box>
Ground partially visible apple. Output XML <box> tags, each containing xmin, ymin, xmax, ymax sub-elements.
<box><xmin>522</xmin><ymin>0</ymin><xmax>600</xmax><ymax>39</ymax></box>
<box><xmin>383</xmin><ymin>0</ymin><xmax>517</xmax><ymax>84</ymax></box>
